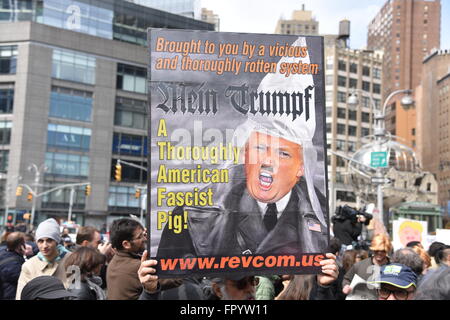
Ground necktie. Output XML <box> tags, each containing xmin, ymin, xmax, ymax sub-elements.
<box><xmin>264</xmin><ymin>203</ymin><xmax>278</xmax><ymax>232</ymax></box>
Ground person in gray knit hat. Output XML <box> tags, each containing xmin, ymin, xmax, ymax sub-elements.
<box><xmin>15</xmin><ymin>219</ymin><xmax>72</xmax><ymax>300</ymax></box>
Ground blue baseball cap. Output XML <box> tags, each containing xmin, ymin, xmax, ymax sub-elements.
<box><xmin>370</xmin><ymin>263</ymin><xmax>418</xmax><ymax>289</ymax></box>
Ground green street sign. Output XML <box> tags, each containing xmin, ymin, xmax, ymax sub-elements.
<box><xmin>371</xmin><ymin>151</ymin><xmax>388</xmax><ymax>168</ymax></box>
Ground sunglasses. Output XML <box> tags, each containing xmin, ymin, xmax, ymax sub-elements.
<box><xmin>378</xmin><ymin>287</ymin><xmax>410</xmax><ymax>300</ymax></box>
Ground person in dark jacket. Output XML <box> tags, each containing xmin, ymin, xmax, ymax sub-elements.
<box><xmin>65</xmin><ymin>246</ymin><xmax>106</xmax><ymax>300</ymax></box>
<box><xmin>0</xmin><ymin>232</ymin><xmax>26</xmax><ymax>300</ymax></box>
<box><xmin>342</xmin><ymin>234</ymin><xmax>392</xmax><ymax>300</ymax></box>
<box><xmin>332</xmin><ymin>213</ymin><xmax>369</xmax><ymax>246</ymax></box>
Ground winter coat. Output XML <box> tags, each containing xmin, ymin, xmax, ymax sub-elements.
<box><xmin>0</xmin><ymin>249</ymin><xmax>25</xmax><ymax>300</ymax></box>
<box><xmin>15</xmin><ymin>246</ymin><xmax>71</xmax><ymax>300</ymax></box>
<box><xmin>106</xmin><ymin>251</ymin><xmax>142</xmax><ymax>300</ymax></box>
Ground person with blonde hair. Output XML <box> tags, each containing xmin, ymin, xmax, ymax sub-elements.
<box><xmin>398</xmin><ymin>221</ymin><xmax>423</xmax><ymax>248</ymax></box>
<box><xmin>341</xmin><ymin>234</ymin><xmax>392</xmax><ymax>300</ymax></box>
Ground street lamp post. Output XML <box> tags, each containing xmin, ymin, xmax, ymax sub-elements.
<box><xmin>347</xmin><ymin>89</ymin><xmax>414</xmax><ymax>227</ymax></box>
<box><xmin>27</xmin><ymin>163</ymin><xmax>47</xmax><ymax>230</ymax></box>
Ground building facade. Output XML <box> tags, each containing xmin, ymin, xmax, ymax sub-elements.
<box><xmin>416</xmin><ymin>50</ymin><xmax>450</xmax><ymax>212</ymax></box>
<box><xmin>367</xmin><ymin>0</ymin><xmax>441</xmax><ymax>150</ymax></box>
<box><xmin>0</xmin><ymin>0</ymin><xmax>213</xmax><ymax>228</ymax></box>
<box><xmin>274</xmin><ymin>5</ymin><xmax>319</xmax><ymax>36</ymax></box>
<box><xmin>325</xmin><ymin>45</ymin><xmax>383</xmax><ymax>213</ymax></box>
<box><xmin>126</xmin><ymin>0</ymin><xmax>201</xmax><ymax>19</ymax></box>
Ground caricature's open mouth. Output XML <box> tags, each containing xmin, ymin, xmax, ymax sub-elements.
<box><xmin>259</xmin><ymin>172</ymin><xmax>273</xmax><ymax>190</ymax></box>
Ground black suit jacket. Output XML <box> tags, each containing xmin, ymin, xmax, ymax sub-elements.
<box><xmin>157</xmin><ymin>177</ymin><xmax>328</xmax><ymax>259</ymax></box>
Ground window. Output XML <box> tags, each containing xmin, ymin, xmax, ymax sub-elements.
<box><xmin>337</xmin><ymin>124</ymin><xmax>346</xmax><ymax>135</ymax></box>
<box><xmin>110</xmin><ymin>159</ymin><xmax>147</xmax><ymax>183</ymax></box>
<box><xmin>114</xmin><ymin>97</ymin><xmax>147</xmax><ymax>129</ymax></box>
<box><xmin>338</xmin><ymin>76</ymin><xmax>347</xmax><ymax>87</ymax></box>
<box><xmin>373</xmin><ymin>68</ymin><xmax>381</xmax><ymax>79</ymax></box>
<box><xmin>326</xmin><ymin>123</ymin><xmax>332</xmax><ymax>133</ymax></box>
<box><xmin>326</xmin><ymin>57</ymin><xmax>334</xmax><ymax>70</ymax></box>
<box><xmin>362</xmin><ymin>66</ymin><xmax>370</xmax><ymax>76</ymax></box>
<box><xmin>108</xmin><ymin>186</ymin><xmax>140</xmax><ymax>208</ymax></box>
<box><xmin>112</xmin><ymin>133</ymin><xmax>147</xmax><ymax>157</ymax></box>
<box><xmin>0</xmin><ymin>150</ymin><xmax>8</xmax><ymax>172</ymax></box>
<box><xmin>0</xmin><ymin>87</ymin><xmax>14</xmax><ymax>114</ymax></box>
<box><xmin>116</xmin><ymin>63</ymin><xmax>146</xmax><ymax>94</ymax></box>
<box><xmin>336</xmin><ymin>140</ymin><xmax>346</xmax><ymax>151</ymax></box>
<box><xmin>361</xmin><ymin>127</ymin><xmax>370</xmax><ymax>137</ymax></box>
<box><xmin>362</xmin><ymin>96</ymin><xmax>371</xmax><ymax>108</ymax></box>
<box><xmin>349</xmin><ymin>63</ymin><xmax>357</xmax><ymax>73</ymax></box>
<box><xmin>0</xmin><ymin>46</ymin><xmax>17</xmax><ymax>74</ymax></box>
<box><xmin>373</xmin><ymin>83</ymin><xmax>381</xmax><ymax>94</ymax></box>
<box><xmin>326</xmin><ymin>91</ymin><xmax>333</xmax><ymax>103</ymax></box>
<box><xmin>337</xmin><ymin>92</ymin><xmax>347</xmax><ymax>103</ymax></box>
<box><xmin>338</xmin><ymin>60</ymin><xmax>346</xmax><ymax>71</ymax></box>
<box><xmin>412</xmin><ymin>128</ymin><xmax>416</xmax><ymax>136</ymax></box>
<box><xmin>349</xmin><ymin>78</ymin><xmax>357</xmax><ymax>89</ymax></box>
<box><xmin>52</xmin><ymin>48</ymin><xmax>96</xmax><ymax>84</ymax></box>
<box><xmin>47</xmin><ymin>124</ymin><xmax>91</xmax><ymax>151</ymax></box>
<box><xmin>362</xmin><ymin>81</ymin><xmax>371</xmax><ymax>92</ymax></box>
<box><xmin>348</xmin><ymin>110</ymin><xmax>357</xmax><ymax>121</ymax></box>
<box><xmin>348</xmin><ymin>141</ymin><xmax>356</xmax><ymax>153</ymax></box>
<box><xmin>348</xmin><ymin>125</ymin><xmax>357</xmax><ymax>136</ymax></box>
<box><xmin>326</xmin><ymin>75</ymin><xmax>333</xmax><ymax>86</ymax></box>
<box><xmin>362</xmin><ymin>112</ymin><xmax>370</xmax><ymax>123</ymax></box>
<box><xmin>45</xmin><ymin>152</ymin><xmax>89</xmax><ymax>177</ymax></box>
<box><xmin>337</xmin><ymin>157</ymin><xmax>346</xmax><ymax>168</ymax></box>
<box><xmin>0</xmin><ymin>121</ymin><xmax>12</xmax><ymax>144</ymax></box>
<box><xmin>49</xmin><ymin>87</ymin><xmax>92</xmax><ymax>122</ymax></box>
<box><xmin>373</xmin><ymin>99</ymin><xmax>381</xmax><ymax>109</ymax></box>
<box><xmin>337</xmin><ymin>108</ymin><xmax>346</xmax><ymax>119</ymax></box>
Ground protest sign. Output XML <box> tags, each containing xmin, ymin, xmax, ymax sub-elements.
<box><xmin>392</xmin><ymin>218</ymin><xmax>428</xmax><ymax>250</ymax></box>
<box><xmin>147</xmin><ymin>29</ymin><xmax>329</xmax><ymax>278</ymax></box>
<box><xmin>436</xmin><ymin>229</ymin><xmax>450</xmax><ymax>245</ymax></box>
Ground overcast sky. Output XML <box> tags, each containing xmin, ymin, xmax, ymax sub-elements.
<box><xmin>201</xmin><ymin>0</ymin><xmax>450</xmax><ymax>50</ymax></box>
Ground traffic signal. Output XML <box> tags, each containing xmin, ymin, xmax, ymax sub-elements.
<box><xmin>16</xmin><ymin>186</ymin><xmax>23</xmax><ymax>196</ymax></box>
<box><xmin>23</xmin><ymin>213</ymin><xmax>31</xmax><ymax>220</ymax></box>
<box><xmin>135</xmin><ymin>189</ymin><xmax>141</xmax><ymax>199</ymax></box>
<box><xmin>115</xmin><ymin>163</ymin><xmax>122</xmax><ymax>181</ymax></box>
<box><xmin>7</xmin><ymin>214</ymin><xmax>13</xmax><ymax>223</ymax></box>
<box><xmin>27</xmin><ymin>192</ymin><xmax>33</xmax><ymax>202</ymax></box>
<box><xmin>85</xmin><ymin>185</ymin><xmax>91</xmax><ymax>196</ymax></box>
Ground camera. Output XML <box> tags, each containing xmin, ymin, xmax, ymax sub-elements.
<box><xmin>332</xmin><ymin>205</ymin><xmax>373</xmax><ymax>225</ymax></box>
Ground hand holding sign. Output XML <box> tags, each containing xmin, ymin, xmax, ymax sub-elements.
<box><xmin>317</xmin><ymin>253</ymin><xmax>339</xmax><ymax>287</ymax></box>
<box><xmin>138</xmin><ymin>250</ymin><xmax>159</xmax><ymax>293</ymax></box>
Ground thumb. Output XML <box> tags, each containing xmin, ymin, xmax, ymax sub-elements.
<box><xmin>141</xmin><ymin>250</ymin><xmax>148</xmax><ymax>262</ymax></box>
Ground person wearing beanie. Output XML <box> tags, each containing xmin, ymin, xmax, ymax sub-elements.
<box><xmin>15</xmin><ymin>218</ymin><xmax>72</xmax><ymax>300</ymax></box>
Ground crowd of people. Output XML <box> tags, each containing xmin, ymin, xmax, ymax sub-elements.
<box><xmin>0</xmin><ymin>217</ymin><xmax>449</xmax><ymax>300</ymax></box>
